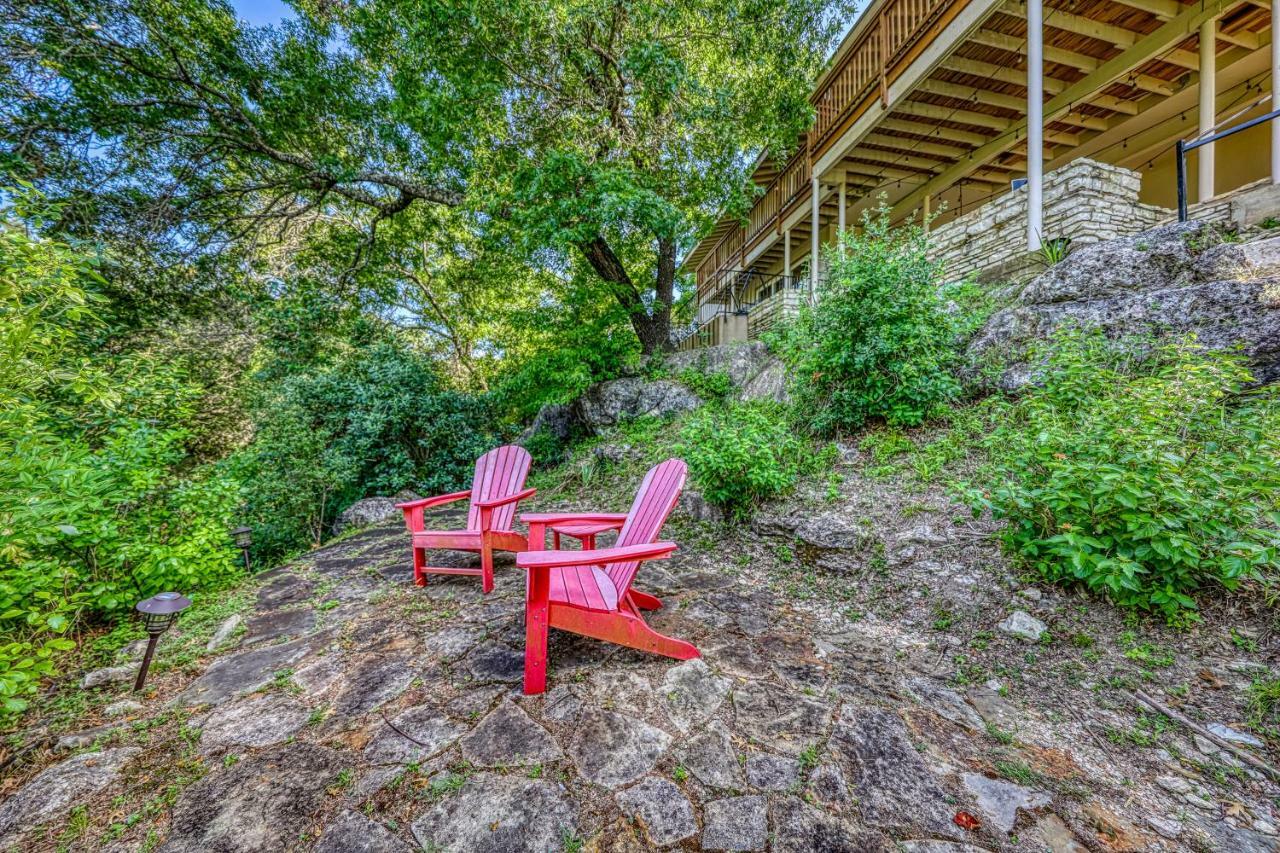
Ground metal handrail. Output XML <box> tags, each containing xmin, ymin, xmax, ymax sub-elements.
<box><xmin>1176</xmin><ymin>107</ymin><xmax>1280</xmax><ymax>222</ymax></box>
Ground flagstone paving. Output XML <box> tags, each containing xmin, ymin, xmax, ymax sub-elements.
<box><xmin>4</xmin><ymin>498</ymin><xmax>1280</xmax><ymax>852</ymax></box>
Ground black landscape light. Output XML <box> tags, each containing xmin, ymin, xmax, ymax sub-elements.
<box><xmin>232</xmin><ymin>525</ymin><xmax>253</xmax><ymax>571</ymax></box>
<box><xmin>133</xmin><ymin>592</ymin><xmax>191</xmax><ymax>692</ymax></box>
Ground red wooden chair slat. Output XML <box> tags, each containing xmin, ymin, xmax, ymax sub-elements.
<box><xmin>518</xmin><ymin>458</ymin><xmax>697</xmax><ymax>694</ymax></box>
<box><xmin>396</xmin><ymin>445</ymin><xmax>535</xmax><ymax>594</ymax></box>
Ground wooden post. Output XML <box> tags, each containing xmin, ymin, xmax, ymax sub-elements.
<box><xmin>1027</xmin><ymin>0</ymin><xmax>1044</xmax><ymax>252</ymax></box>
<box><xmin>810</xmin><ymin>176</ymin><xmax>820</xmax><ymax>302</ymax></box>
<box><xmin>923</xmin><ymin>193</ymin><xmax>931</xmax><ymax>233</ymax></box>
<box><xmin>837</xmin><ymin>180</ymin><xmax>847</xmax><ymax>254</ymax></box>
<box><xmin>783</xmin><ymin>228</ymin><xmax>792</xmax><ymax>278</ymax></box>
<box><xmin>1199</xmin><ymin>18</ymin><xmax>1217</xmax><ymax>201</ymax></box>
<box><xmin>1274</xmin><ymin>0</ymin><xmax>1279</xmax><ymax>185</ymax></box>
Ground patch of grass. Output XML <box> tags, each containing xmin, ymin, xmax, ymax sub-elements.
<box><xmin>1122</xmin><ymin>643</ymin><xmax>1174</xmax><ymax>668</ymax></box>
<box><xmin>1230</xmin><ymin>629</ymin><xmax>1259</xmax><ymax>653</ymax></box>
<box><xmin>985</xmin><ymin>722</ymin><xmax>1015</xmax><ymax>745</ymax></box>
<box><xmin>1247</xmin><ymin>677</ymin><xmax>1280</xmax><ymax>730</ymax></box>
<box><xmin>994</xmin><ymin>760</ymin><xmax>1040</xmax><ymax>786</ymax></box>
<box><xmin>1104</xmin><ymin>712</ymin><xmax>1170</xmax><ymax>748</ymax></box>
<box><xmin>860</xmin><ymin>429</ymin><xmax>914</xmax><ymax>463</ymax></box>
<box><xmin>328</xmin><ymin>768</ymin><xmax>355</xmax><ymax>794</ymax></box>
<box><xmin>798</xmin><ymin>744</ymin><xmax>820</xmax><ymax>771</ymax></box>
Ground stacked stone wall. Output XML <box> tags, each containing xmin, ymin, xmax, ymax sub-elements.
<box><xmin>929</xmin><ymin>158</ymin><xmax>1169</xmax><ymax>283</ymax></box>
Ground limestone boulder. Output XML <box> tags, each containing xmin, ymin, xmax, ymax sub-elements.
<box><xmin>969</xmin><ymin>225</ymin><xmax>1280</xmax><ymax>387</ymax></box>
<box><xmin>411</xmin><ymin>773</ymin><xmax>577</xmax><ymax>853</ymax></box>
<box><xmin>574</xmin><ymin>377</ymin><xmax>701</xmax><ymax>432</ymax></box>
<box><xmin>159</xmin><ymin>743</ymin><xmax>343</xmax><ymax>852</ymax></box>
<box><xmin>666</xmin><ymin>340</ymin><xmax>775</xmax><ymax>387</ymax></box>
<box><xmin>0</xmin><ymin>748</ymin><xmax>139</xmax><ymax>848</ymax></box>
<box><xmin>333</xmin><ymin>496</ymin><xmax>402</xmax><ymax>535</ymax></box>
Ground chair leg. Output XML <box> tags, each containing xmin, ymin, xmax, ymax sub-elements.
<box><xmin>480</xmin><ymin>544</ymin><xmax>495</xmax><ymax>594</ymax></box>
<box><xmin>582</xmin><ymin>534</ymin><xmax>596</xmax><ymax>550</ymax></box>
<box><xmin>632</xmin><ymin>619</ymin><xmax>700</xmax><ymax>660</ymax></box>
<box><xmin>524</xmin><ymin>569</ymin><xmax>551</xmax><ymax>695</ymax></box>
<box><xmin>413</xmin><ymin>547</ymin><xmax>427</xmax><ymax>587</ymax></box>
<box><xmin>629</xmin><ymin>589</ymin><xmax>662</xmax><ymax>611</ymax></box>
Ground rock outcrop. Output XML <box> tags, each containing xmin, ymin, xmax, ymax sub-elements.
<box><xmin>522</xmin><ymin>341</ymin><xmax>789</xmax><ymax>439</ymax></box>
<box><xmin>969</xmin><ymin>222</ymin><xmax>1280</xmax><ymax>388</ymax></box>
<box><xmin>333</xmin><ymin>490</ymin><xmax>419</xmax><ymax>535</ymax></box>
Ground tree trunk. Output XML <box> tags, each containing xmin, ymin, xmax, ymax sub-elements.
<box><xmin>575</xmin><ymin>234</ymin><xmax>675</xmax><ymax>356</ymax></box>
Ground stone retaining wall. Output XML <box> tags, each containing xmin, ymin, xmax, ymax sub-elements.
<box><xmin>929</xmin><ymin>158</ymin><xmax>1169</xmax><ymax>284</ymax></box>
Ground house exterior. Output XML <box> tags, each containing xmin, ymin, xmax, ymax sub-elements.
<box><xmin>679</xmin><ymin>0</ymin><xmax>1277</xmax><ymax>349</ymax></box>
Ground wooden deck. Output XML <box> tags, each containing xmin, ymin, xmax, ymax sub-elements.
<box><xmin>688</xmin><ymin>0</ymin><xmax>1274</xmax><ymax>307</ymax></box>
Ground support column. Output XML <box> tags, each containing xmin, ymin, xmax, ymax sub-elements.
<box><xmin>1199</xmin><ymin>18</ymin><xmax>1217</xmax><ymax>201</ymax></box>
<box><xmin>1273</xmin><ymin>0</ymin><xmax>1279</xmax><ymax>184</ymax></box>
<box><xmin>810</xmin><ymin>176</ymin><xmax>820</xmax><ymax>301</ymax></box>
<box><xmin>923</xmin><ymin>194</ymin><xmax>931</xmax><ymax>234</ymax></box>
<box><xmin>1026</xmin><ymin>0</ymin><xmax>1043</xmax><ymax>252</ymax></box>
<box><xmin>783</xmin><ymin>229</ymin><xmax>792</xmax><ymax>278</ymax></box>
<box><xmin>837</xmin><ymin>180</ymin><xmax>847</xmax><ymax>246</ymax></box>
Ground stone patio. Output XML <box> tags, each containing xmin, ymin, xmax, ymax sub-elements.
<box><xmin>4</xmin><ymin>502</ymin><xmax>1279</xmax><ymax>852</ymax></box>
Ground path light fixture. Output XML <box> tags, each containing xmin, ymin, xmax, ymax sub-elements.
<box><xmin>133</xmin><ymin>592</ymin><xmax>191</xmax><ymax>692</ymax></box>
<box><xmin>232</xmin><ymin>525</ymin><xmax>252</xmax><ymax>572</ymax></box>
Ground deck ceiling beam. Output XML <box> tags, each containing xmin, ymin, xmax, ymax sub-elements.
<box><xmin>916</xmin><ymin>80</ymin><xmax>1110</xmax><ymax>129</ymax></box>
<box><xmin>896</xmin><ymin>99</ymin><xmax>1081</xmax><ymax>145</ymax></box>
<box><xmin>1006</xmin><ymin>4</ymin><xmax>1144</xmax><ymax>50</ymax></box>
<box><xmin>968</xmin><ymin>28</ymin><xmax>1100</xmax><ymax>73</ymax></box>
<box><xmin>877</xmin><ymin>115</ymin><xmax>994</xmax><ymax>147</ymax></box>
<box><xmin>860</xmin><ymin>132</ymin><xmax>1030</xmax><ymax>170</ymax></box>
<box><xmin>942</xmin><ymin>53</ymin><xmax>1167</xmax><ymax>102</ymax></box>
<box><xmin>894</xmin><ymin>0</ymin><xmax>1243</xmax><ymax>220</ymax></box>
<box><xmin>862</xmin><ymin>131</ymin><xmax>972</xmax><ymax>160</ymax></box>
<box><xmin>1108</xmin><ymin>0</ymin><xmax>1182</xmax><ymax>19</ymax></box>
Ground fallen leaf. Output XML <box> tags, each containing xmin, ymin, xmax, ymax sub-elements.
<box><xmin>954</xmin><ymin>811</ymin><xmax>981</xmax><ymax>831</ymax></box>
<box><xmin>1197</xmin><ymin>668</ymin><xmax>1223</xmax><ymax>689</ymax></box>
<box><xmin>1225</xmin><ymin>801</ymin><xmax>1250</xmax><ymax>819</ymax></box>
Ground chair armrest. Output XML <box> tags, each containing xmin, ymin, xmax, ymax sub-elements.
<box><xmin>473</xmin><ymin>487</ymin><xmax>537</xmax><ymax>509</ymax></box>
<box><xmin>395</xmin><ymin>490</ymin><xmax>472</xmax><ymax>511</ymax></box>
<box><xmin>520</xmin><ymin>512</ymin><xmax>630</xmax><ymax>524</ymax></box>
<box><xmin>397</xmin><ymin>490</ymin><xmax>471</xmax><ymax>532</ymax></box>
<box><xmin>517</xmin><ymin>542</ymin><xmax>677</xmax><ymax>569</ymax></box>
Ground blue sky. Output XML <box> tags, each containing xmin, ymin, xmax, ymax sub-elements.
<box><xmin>228</xmin><ymin>0</ymin><xmax>294</xmax><ymax>26</ymax></box>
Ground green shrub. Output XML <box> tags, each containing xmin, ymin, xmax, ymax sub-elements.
<box><xmin>968</xmin><ymin>327</ymin><xmax>1280</xmax><ymax>623</ymax></box>
<box><xmin>770</xmin><ymin>205</ymin><xmax>964</xmax><ymax>434</ymax></box>
<box><xmin>677</xmin><ymin>366</ymin><xmax>733</xmax><ymax>402</ymax></box>
<box><xmin>0</xmin><ymin>197</ymin><xmax>242</xmax><ymax>716</ymax></box>
<box><xmin>229</xmin><ymin>339</ymin><xmax>497</xmax><ymax>559</ymax></box>
<box><xmin>679</xmin><ymin>403</ymin><xmax>815</xmax><ymax>521</ymax></box>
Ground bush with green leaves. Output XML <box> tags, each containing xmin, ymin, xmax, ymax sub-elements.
<box><xmin>229</xmin><ymin>339</ymin><xmax>498</xmax><ymax>559</ymax></box>
<box><xmin>679</xmin><ymin>402</ymin><xmax>817</xmax><ymax>520</ymax></box>
<box><xmin>967</xmin><ymin>327</ymin><xmax>1280</xmax><ymax>623</ymax></box>
<box><xmin>677</xmin><ymin>366</ymin><xmax>734</xmax><ymax>402</ymax></box>
<box><xmin>0</xmin><ymin>195</ymin><xmax>241</xmax><ymax>716</ymax></box>
<box><xmin>770</xmin><ymin>206</ymin><xmax>964</xmax><ymax>434</ymax></box>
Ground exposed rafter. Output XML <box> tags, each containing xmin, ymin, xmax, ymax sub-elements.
<box><xmin>896</xmin><ymin>99</ymin><xmax>1081</xmax><ymax>146</ymax></box>
<box><xmin>917</xmin><ymin>80</ymin><xmax>1109</xmax><ymax>130</ymax></box>
<box><xmin>893</xmin><ymin>0</ymin><xmax>1244</xmax><ymax>220</ymax></box>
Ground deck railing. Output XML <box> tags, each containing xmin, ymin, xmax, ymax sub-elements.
<box><xmin>694</xmin><ymin>0</ymin><xmax>964</xmax><ymax>297</ymax></box>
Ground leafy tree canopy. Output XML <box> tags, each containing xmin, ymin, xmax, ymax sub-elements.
<box><xmin>2</xmin><ymin>0</ymin><xmax>851</xmax><ymax>352</ymax></box>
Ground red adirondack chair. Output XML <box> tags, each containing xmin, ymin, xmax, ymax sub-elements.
<box><xmin>395</xmin><ymin>445</ymin><xmax>536</xmax><ymax>594</ymax></box>
<box><xmin>517</xmin><ymin>458</ymin><xmax>698</xmax><ymax>694</ymax></box>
